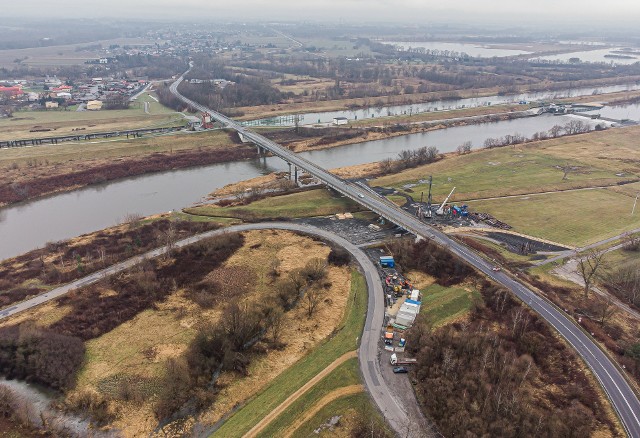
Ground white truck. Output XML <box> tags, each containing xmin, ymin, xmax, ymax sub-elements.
<box><xmin>390</xmin><ymin>353</ymin><xmax>418</xmax><ymax>366</ymax></box>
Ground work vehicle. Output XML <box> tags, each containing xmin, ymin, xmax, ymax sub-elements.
<box><xmin>390</xmin><ymin>353</ymin><xmax>418</xmax><ymax>366</ymax></box>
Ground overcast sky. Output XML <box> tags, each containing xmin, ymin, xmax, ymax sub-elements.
<box><xmin>7</xmin><ymin>0</ymin><xmax>640</xmax><ymax>26</ymax></box>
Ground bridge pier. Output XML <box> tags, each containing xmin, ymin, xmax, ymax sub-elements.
<box><xmin>288</xmin><ymin>162</ymin><xmax>292</xmax><ymax>180</ymax></box>
<box><xmin>294</xmin><ymin>166</ymin><xmax>298</xmax><ymax>184</ymax></box>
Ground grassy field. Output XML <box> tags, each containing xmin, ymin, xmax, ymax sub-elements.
<box><xmin>370</xmin><ymin>126</ymin><xmax>640</xmax><ymax>247</ymax></box>
<box><xmin>287</xmin><ymin>392</ymin><xmax>386</xmax><ymax>438</ymax></box>
<box><xmin>256</xmin><ymin>358</ymin><xmax>361</xmax><ymax>437</ymax></box>
<box><xmin>420</xmin><ymin>283</ymin><xmax>480</xmax><ymax>326</ymax></box>
<box><xmin>51</xmin><ymin>230</ymin><xmax>353</xmax><ymax>436</ymax></box>
<box><xmin>213</xmin><ymin>271</ymin><xmax>367</xmax><ymax>437</ymax></box>
<box><xmin>186</xmin><ymin>188</ymin><xmax>363</xmax><ymax>221</ymax></box>
<box><xmin>374</xmin><ymin>138</ymin><xmax>631</xmax><ymax>202</ymax></box>
<box><xmin>0</xmin><ymin>37</ymin><xmax>158</xmax><ymax>68</ymax></box>
<box><xmin>0</xmin><ymin>129</ymin><xmax>234</xmax><ymax>167</ymax></box>
<box><xmin>0</xmin><ymin>93</ymin><xmax>181</xmax><ymax>141</ymax></box>
<box><xmin>468</xmin><ymin>188</ymin><xmax>640</xmax><ymax>246</ymax></box>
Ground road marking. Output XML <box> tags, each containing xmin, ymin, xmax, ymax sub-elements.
<box><xmin>368</xmin><ymin>360</ymin><xmax>381</xmax><ymax>387</ymax></box>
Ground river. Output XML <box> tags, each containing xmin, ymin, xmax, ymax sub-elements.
<box><xmin>2</xmin><ymin>109</ymin><xmax>620</xmax><ymax>261</ymax></box>
<box><xmin>246</xmin><ymin>83</ymin><xmax>640</xmax><ymax>127</ymax></box>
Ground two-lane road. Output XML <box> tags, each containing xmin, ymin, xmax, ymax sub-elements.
<box><xmin>170</xmin><ymin>68</ymin><xmax>640</xmax><ymax>437</ymax></box>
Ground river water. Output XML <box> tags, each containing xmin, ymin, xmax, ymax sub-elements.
<box><xmin>247</xmin><ymin>83</ymin><xmax>640</xmax><ymax>127</ymax></box>
<box><xmin>535</xmin><ymin>48</ymin><xmax>640</xmax><ymax>66</ymax></box>
<box><xmin>0</xmin><ymin>113</ymin><xmax>603</xmax><ymax>260</ymax></box>
<box><xmin>381</xmin><ymin>41</ymin><xmax>532</xmax><ymax>58</ymax></box>
<box><xmin>1</xmin><ymin>101</ymin><xmax>638</xmax><ymax>261</ymax></box>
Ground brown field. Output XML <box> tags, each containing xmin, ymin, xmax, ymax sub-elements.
<box><xmin>0</xmin><ymin>104</ymin><xmax>181</xmax><ymax>142</ymax></box>
<box><xmin>0</xmin><ymin>216</ymin><xmax>219</xmax><ymax>310</ymax></box>
<box><xmin>0</xmin><ymin>37</ymin><xmax>160</xmax><ymax>68</ymax></box>
<box><xmin>0</xmin><ymin>230</ymin><xmax>353</xmax><ymax>437</ymax></box>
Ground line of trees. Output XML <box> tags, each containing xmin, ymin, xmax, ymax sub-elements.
<box><xmin>386</xmin><ymin>238</ymin><xmax>473</xmax><ymax>286</ymax></box>
<box><xmin>380</xmin><ymin>146</ymin><xmax>440</xmax><ymax>174</ymax></box>
<box><xmin>483</xmin><ymin>120</ymin><xmax>593</xmax><ymax>149</ymax></box>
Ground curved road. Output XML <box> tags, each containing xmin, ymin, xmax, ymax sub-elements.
<box><xmin>170</xmin><ymin>68</ymin><xmax>640</xmax><ymax>437</ymax></box>
<box><xmin>0</xmin><ymin>223</ymin><xmax>413</xmax><ymax>437</ymax></box>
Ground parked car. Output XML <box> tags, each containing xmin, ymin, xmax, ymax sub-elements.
<box><xmin>393</xmin><ymin>366</ymin><xmax>409</xmax><ymax>374</ymax></box>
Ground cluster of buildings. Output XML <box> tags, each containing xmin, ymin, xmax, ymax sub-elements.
<box><xmin>0</xmin><ymin>76</ymin><xmax>147</xmax><ymax>113</ymax></box>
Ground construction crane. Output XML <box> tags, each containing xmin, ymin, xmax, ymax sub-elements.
<box><xmin>436</xmin><ymin>187</ymin><xmax>456</xmax><ymax>216</ymax></box>
<box><xmin>425</xmin><ymin>176</ymin><xmax>433</xmax><ymax>218</ymax></box>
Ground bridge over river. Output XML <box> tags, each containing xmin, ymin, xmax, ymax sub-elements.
<box><xmin>170</xmin><ymin>66</ymin><xmax>640</xmax><ymax>438</ymax></box>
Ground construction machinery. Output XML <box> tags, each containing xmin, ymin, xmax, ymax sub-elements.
<box><xmin>425</xmin><ymin>176</ymin><xmax>433</xmax><ymax>218</ymax></box>
<box><xmin>436</xmin><ymin>187</ymin><xmax>456</xmax><ymax>216</ymax></box>
<box><xmin>200</xmin><ymin>112</ymin><xmax>215</xmax><ymax>129</ymax></box>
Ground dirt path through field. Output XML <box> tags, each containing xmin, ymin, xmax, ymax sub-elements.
<box><xmin>244</xmin><ymin>350</ymin><xmax>357</xmax><ymax>438</ymax></box>
<box><xmin>282</xmin><ymin>384</ymin><xmax>364</xmax><ymax>437</ymax></box>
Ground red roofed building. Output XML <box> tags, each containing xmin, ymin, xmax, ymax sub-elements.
<box><xmin>51</xmin><ymin>85</ymin><xmax>72</xmax><ymax>93</ymax></box>
<box><xmin>0</xmin><ymin>86</ymin><xmax>24</xmax><ymax>98</ymax></box>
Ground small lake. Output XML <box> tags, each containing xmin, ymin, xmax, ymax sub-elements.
<box><xmin>381</xmin><ymin>41</ymin><xmax>532</xmax><ymax>57</ymax></box>
<box><xmin>534</xmin><ymin>48</ymin><xmax>640</xmax><ymax>65</ymax></box>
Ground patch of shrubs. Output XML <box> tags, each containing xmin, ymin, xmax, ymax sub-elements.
<box><xmin>0</xmin><ymin>324</ymin><xmax>84</xmax><ymax>390</ymax></box>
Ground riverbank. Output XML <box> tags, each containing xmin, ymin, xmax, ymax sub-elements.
<box><xmin>264</xmin><ymin>107</ymin><xmax>535</xmax><ymax>154</ymax></box>
<box><xmin>0</xmin><ymin>146</ymin><xmax>256</xmax><ymax>207</ymax></box>
<box><xmin>207</xmin><ymin>124</ymin><xmax>640</xmax><ymax>225</ymax></box>
<box><xmin>4</xmin><ymin>84</ymin><xmax>637</xmax><ymax>209</ymax></box>
<box><xmin>0</xmin><ymin>105</ymin><xmax>531</xmax><ymax>207</ymax></box>
<box><xmin>0</xmin><ymin>130</ymin><xmax>249</xmax><ymax>207</ymax></box>
<box><xmin>235</xmin><ymin>76</ymin><xmax>640</xmax><ymax>121</ymax></box>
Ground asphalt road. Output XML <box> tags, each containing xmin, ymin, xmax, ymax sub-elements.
<box><xmin>168</xmin><ymin>69</ymin><xmax>640</xmax><ymax>437</ymax></box>
<box><xmin>0</xmin><ymin>223</ymin><xmax>416</xmax><ymax>437</ymax></box>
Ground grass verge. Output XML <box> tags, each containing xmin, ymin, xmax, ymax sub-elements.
<box><xmin>186</xmin><ymin>188</ymin><xmax>362</xmax><ymax>221</ymax></box>
<box><xmin>287</xmin><ymin>392</ymin><xmax>386</xmax><ymax>438</ymax></box>
<box><xmin>256</xmin><ymin>358</ymin><xmax>361</xmax><ymax>437</ymax></box>
<box><xmin>212</xmin><ymin>270</ymin><xmax>367</xmax><ymax>437</ymax></box>
<box><xmin>419</xmin><ymin>283</ymin><xmax>480</xmax><ymax>326</ymax></box>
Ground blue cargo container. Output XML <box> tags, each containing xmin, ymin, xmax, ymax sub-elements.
<box><xmin>380</xmin><ymin>256</ymin><xmax>395</xmax><ymax>268</ymax></box>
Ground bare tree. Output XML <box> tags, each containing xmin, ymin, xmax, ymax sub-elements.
<box><xmin>456</xmin><ymin>141</ymin><xmax>472</xmax><ymax>155</ymax></box>
<box><xmin>622</xmin><ymin>232</ymin><xmax>640</xmax><ymax>251</ymax></box>
<box><xmin>560</xmin><ymin>163</ymin><xmax>575</xmax><ymax>180</ymax></box>
<box><xmin>305</xmin><ymin>286</ymin><xmax>325</xmax><ymax>318</ymax></box>
<box><xmin>577</xmin><ymin>250</ymin><xmax>606</xmax><ymax>298</ymax></box>
<box><xmin>158</xmin><ymin>221</ymin><xmax>178</xmax><ymax>259</ymax></box>
<box><xmin>595</xmin><ymin>295</ymin><xmax>617</xmax><ymax>327</ymax></box>
<box><xmin>380</xmin><ymin>157</ymin><xmax>394</xmax><ymax>174</ymax></box>
<box><xmin>548</xmin><ymin>124</ymin><xmax>563</xmax><ymax>138</ymax></box>
<box><xmin>262</xmin><ymin>305</ymin><xmax>285</xmax><ymax>343</ymax></box>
